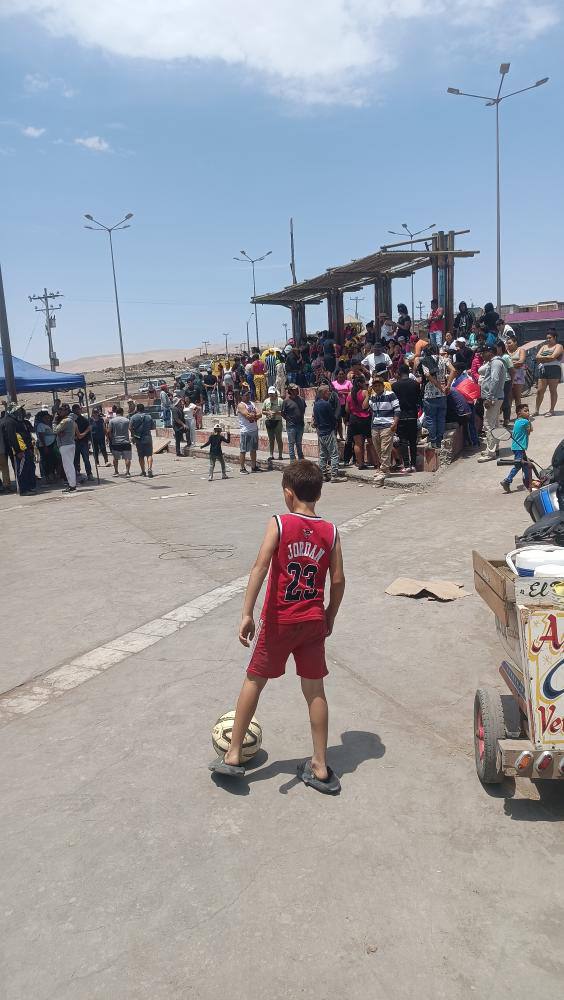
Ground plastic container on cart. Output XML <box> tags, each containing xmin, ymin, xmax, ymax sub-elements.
<box><xmin>506</xmin><ymin>545</ymin><xmax>564</xmax><ymax>577</ymax></box>
<box><xmin>524</xmin><ymin>484</ymin><xmax>560</xmax><ymax>523</ymax></box>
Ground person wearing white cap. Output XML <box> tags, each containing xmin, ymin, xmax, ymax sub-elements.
<box><xmin>263</xmin><ymin>385</ymin><xmax>284</xmax><ymax>468</ymax></box>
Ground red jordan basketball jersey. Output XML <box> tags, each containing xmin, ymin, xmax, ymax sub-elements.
<box><xmin>261</xmin><ymin>513</ymin><xmax>337</xmax><ymax>624</ymax></box>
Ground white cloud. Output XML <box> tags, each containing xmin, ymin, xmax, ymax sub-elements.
<box><xmin>23</xmin><ymin>71</ymin><xmax>76</xmax><ymax>98</ymax></box>
<box><xmin>74</xmin><ymin>135</ymin><xmax>111</xmax><ymax>152</ymax></box>
<box><xmin>3</xmin><ymin>1</ymin><xmax>560</xmax><ymax>105</ymax></box>
<box><xmin>21</xmin><ymin>125</ymin><xmax>46</xmax><ymax>138</ymax></box>
<box><xmin>23</xmin><ymin>72</ymin><xmax>49</xmax><ymax>93</ymax></box>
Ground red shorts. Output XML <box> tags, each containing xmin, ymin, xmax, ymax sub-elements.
<box><xmin>247</xmin><ymin>617</ymin><xmax>328</xmax><ymax>680</ymax></box>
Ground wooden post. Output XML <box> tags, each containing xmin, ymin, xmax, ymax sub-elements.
<box><xmin>335</xmin><ymin>290</ymin><xmax>344</xmax><ymax>346</ymax></box>
<box><xmin>446</xmin><ymin>230</ymin><xmax>455</xmax><ymax>337</ymax></box>
<box><xmin>431</xmin><ymin>234</ymin><xmax>439</xmax><ymax>303</ymax></box>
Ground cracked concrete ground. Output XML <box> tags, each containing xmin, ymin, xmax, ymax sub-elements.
<box><xmin>1</xmin><ymin>401</ymin><xmax>564</xmax><ymax>999</ymax></box>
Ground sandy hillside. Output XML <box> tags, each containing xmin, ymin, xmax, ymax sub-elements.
<box><xmin>60</xmin><ymin>348</ymin><xmax>220</xmax><ymax>374</ymax></box>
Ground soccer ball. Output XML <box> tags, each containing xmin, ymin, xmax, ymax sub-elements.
<box><xmin>211</xmin><ymin>711</ymin><xmax>262</xmax><ymax>761</ymax></box>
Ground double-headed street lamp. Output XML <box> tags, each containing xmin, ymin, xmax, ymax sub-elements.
<box><xmin>388</xmin><ymin>222</ymin><xmax>435</xmax><ymax>325</ymax></box>
<box><xmin>84</xmin><ymin>213</ymin><xmax>133</xmax><ymax>396</ymax></box>
<box><xmin>447</xmin><ymin>64</ymin><xmax>548</xmax><ymax>312</ymax></box>
<box><xmin>234</xmin><ymin>249</ymin><xmax>272</xmax><ymax>352</ymax></box>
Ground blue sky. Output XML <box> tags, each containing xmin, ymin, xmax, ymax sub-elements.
<box><xmin>1</xmin><ymin>1</ymin><xmax>563</xmax><ymax>366</ymax></box>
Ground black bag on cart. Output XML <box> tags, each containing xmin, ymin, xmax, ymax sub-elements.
<box><xmin>516</xmin><ymin>511</ymin><xmax>564</xmax><ymax>548</ymax></box>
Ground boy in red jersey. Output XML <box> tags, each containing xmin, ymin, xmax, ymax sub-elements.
<box><xmin>209</xmin><ymin>460</ymin><xmax>346</xmax><ymax>793</ymax></box>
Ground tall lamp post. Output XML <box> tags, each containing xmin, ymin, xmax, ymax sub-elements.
<box><xmin>84</xmin><ymin>212</ymin><xmax>133</xmax><ymax>396</ymax></box>
<box><xmin>388</xmin><ymin>222</ymin><xmax>435</xmax><ymax>326</ymax></box>
<box><xmin>234</xmin><ymin>249</ymin><xmax>272</xmax><ymax>352</ymax></box>
<box><xmin>448</xmin><ymin>65</ymin><xmax>548</xmax><ymax>312</ymax></box>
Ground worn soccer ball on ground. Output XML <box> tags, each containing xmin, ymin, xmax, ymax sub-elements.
<box><xmin>211</xmin><ymin>711</ymin><xmax>262</xmax><ymax>761</ymax></box>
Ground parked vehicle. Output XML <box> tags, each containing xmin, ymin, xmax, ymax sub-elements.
<box><xmin>139</xmin><ymin>378</ymin><xmax>168</xmax><ymax>393</ymax></box>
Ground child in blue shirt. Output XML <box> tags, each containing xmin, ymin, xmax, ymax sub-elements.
<box><xmin>501</xmin><ymin>403</ymin><xmax>532</xmax><ymax>493</ymax></box>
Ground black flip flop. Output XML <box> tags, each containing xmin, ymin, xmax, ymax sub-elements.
<box><xmin>208</xmin><ymin>756</ymin><xmax>246</xmax><ymax>777</ymax></box>
<box><xmin>297</xmin><ymin>760</ymin><xmax>341</xmax><ymax>795</ymax></box>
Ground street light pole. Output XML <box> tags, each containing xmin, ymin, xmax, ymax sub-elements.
<box><xmin>495</xmin><ymin>99</ymin><xmax>501</xmax><ymax>314</ymax></box>
<box><xmin>84</xmin><ymin>212</ymin><xmax>133</xmax><ymax>397</ymax></box>
<box><xmin>447</xmin><ymin>65</ymin><xmax>548</xmax><ymax>312</ymax></box>
<box><xmin>388</xmin><ymin>222</ymin><xmax>435</xmax><ymax>325</ymax></box>
<box><xmin>234</xmin><ymin>249</ymin><xmax>272</xmax><ymax>354</ymax></box>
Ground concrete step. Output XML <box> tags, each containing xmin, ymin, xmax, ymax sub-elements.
<box><xmin>154</xmin><ymin>426</ymin><xmax>449</xmax><ymax>472</ymax></box>
<box><xmin>163</xmin><ymin>442</ymin><xmax>436</xmax><ymax>488</ymax></box>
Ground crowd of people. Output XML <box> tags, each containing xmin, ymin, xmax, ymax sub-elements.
<box><xmin>2</xmin><ymin>299</ymin><xmax>561</xmax><ymax>495</ymax></box>
<box><xmin>0</xmin><ymin>397</ymin><xmax>156</xmax><ymax>495</ymax></box>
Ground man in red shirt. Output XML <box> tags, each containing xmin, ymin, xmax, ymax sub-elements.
<box><xmin>209</xmin><ymin>460</ymin><xmax>346</xmax><ymax>793</ymax></box>
<box><xmin>428</xmin><ymin>298</ymin><xmax>445</xmax><ymax>348</ymax></box>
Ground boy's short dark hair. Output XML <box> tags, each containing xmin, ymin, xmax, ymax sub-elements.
<box><xmin>282</xmin><ymin>460</ymin><xmax>323</xmax><ymax>502</ymax></box>
<box><xmin>516</xmin><ymin>403</ymin><xmax>529</xmax><ymax>414</ymax></box>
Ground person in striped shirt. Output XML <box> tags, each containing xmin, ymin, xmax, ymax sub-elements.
<box><xmin>369</xmin><ymin>375</ymin><xmax>400</xmax><ymax>486</ymax></box>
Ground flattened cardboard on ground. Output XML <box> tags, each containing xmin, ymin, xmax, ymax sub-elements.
<box><xmin>385</xmin><ymin>577</ymin><xmax>469</xmax><ymax>601</ymax></box>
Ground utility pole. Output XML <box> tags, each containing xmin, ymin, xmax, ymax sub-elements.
<box><xmin>223</xmin><ymin>334</ymin><xmax>229</xmax><ymax>357</ymax></box>
<box><xmin>282</xmin><ymin>321</ymin><xmax>289</xmax><ymax>343</ymax></box>
<box><xmin>349</xmin><ymin>295</ymin><xmax>364</xmax><ymax>319</ymax></box>
<box><xmin>290</xmin><ymin>218</ymin><xmax>297</xmax><ymax>284</ymax></box>
<box><xmin>202</xmin><ymin>340</ymin><xmax>210</xmax><ymax>357</ymax></box>
<box><xmin>28</xmin><ymin>288</ymin><xmax>63</xmax><ymax>370</ymax></box>
<box><xmin>417</xmin><ymin>300</ymin><xmax>424</xmax><ymax>321</ymax></box>
<box><xmin>245</xmin><ymin>313</ymin><xmax>253</xmax><ymax>356</ymax></box>
<box><xmin>0</xmin><ymin>263</ymin><xmax>17</xmax><ymax>402</ymax></box>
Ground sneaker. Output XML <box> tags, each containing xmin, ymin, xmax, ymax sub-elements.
<box><xmin>147</xmin><ymin>470</ymin><xmax>153</xmax><ymax>478</ymax></box>
<box><xmin>240</xmin><ymin>467</ymin><xmax>249</xmax><ymax>474</ymax></box>
<box><xmin>222</xmin><ymin>474</ymin><xmax>229</xmax><ymax>480</ymax></box>
<box><xmin>267</xmin><ymin>457</ymin><xmax>273</xmax><ymax>469</ymax></box>
<box><xmin>113</xmin><ymin>470</ymin><xmax>119</xmax><ymax>477</ymax></box>
<box><xmin>500</xmin><ymin>480</ymin><xmax>511</xmax><ymax>493</ymax></box>
<box><xmin>330</xmin><ymin>475</ymin><xmax>347</xmax><ymax>483</ymax></box>
<box><xmin>251</xmin><ymin>466</ymin><xmax>262</xmax><ymax>473</ymax></box>
<box><xmin>125</xmin><ymin>471</ymin><xmax>131</xmax><ymax>477</ymax></box>
<box><xmin>477</xmin><ymin>454</ymin><xmax>495</xmax><ymax>463</ymax></box>
<box><xmin>208</xmin><ymin>474</ymin><xmax>213</xmax><ymax>481</ymax></box>
<box><xmin>62</xmin><ymin>486</ymin><xmax>76</xmax><ymax>493</ymax></box>
<box><xmin>87</xmin><ymin>474</ymin><xmax>95</xmax><ymax>481</ymax></box>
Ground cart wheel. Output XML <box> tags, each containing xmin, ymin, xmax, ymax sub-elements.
<box><xmin>474</xmin><ymin>688</ymin><xmax>504</xmax><ymax>784</ymax></box>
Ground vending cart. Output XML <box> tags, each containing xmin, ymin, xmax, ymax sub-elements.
<box><xmin>472</xmin><ymin>551</ymin><xmax>564</xmax><ymax>783</ymax></box>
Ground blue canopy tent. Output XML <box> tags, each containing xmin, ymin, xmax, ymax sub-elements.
<box><xmin>0</xmin><ymin>353</ymin><xmax>86</xmax><ymax>395</ymax></box>
<box><xmin>0</xmin><ymin>352</ymin><xmax>100</xmax><ymax>487</ymax></box>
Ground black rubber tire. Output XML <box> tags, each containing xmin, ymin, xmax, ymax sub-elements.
<box><xmin>474</xmin><ymin>687</ymin><xmax>505</xmax><ymax>784</ymax></box>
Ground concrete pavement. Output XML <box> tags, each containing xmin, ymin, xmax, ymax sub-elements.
<box><xmin>1</xmin><ymin>400</ymin><xmax>564</xmax><ymax>999</ymax></box>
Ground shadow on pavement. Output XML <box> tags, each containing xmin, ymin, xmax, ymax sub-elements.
<box><xmin>502</xmin><ymin>781</ymin><xmax>564</xmax><ymax>822</ymax></box>
<box><xmin>210</xmin><ymin>730</ymin><xmax>385</xmax><ymax>797</ymax></box>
